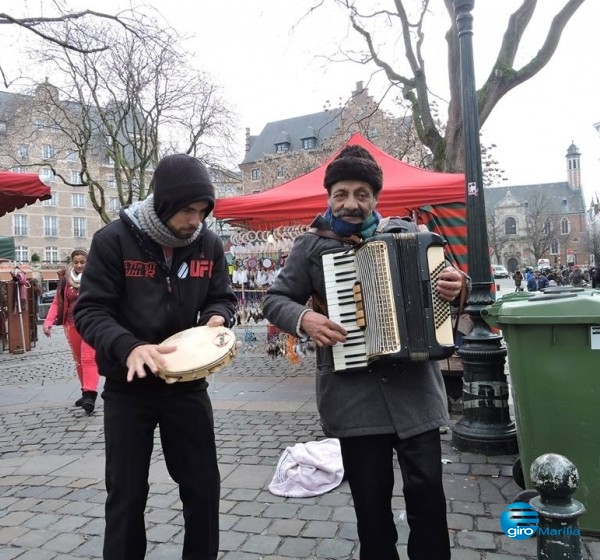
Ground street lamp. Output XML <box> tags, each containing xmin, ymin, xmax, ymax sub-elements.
<box><xmin>451</xmin><ymin>0</ymin><xmax>518</xmax><ymax>454</ymax></box>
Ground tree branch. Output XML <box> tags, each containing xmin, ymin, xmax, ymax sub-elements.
<box><xmin>478</xmin><ymin>0</ymin><xmax>585</xmax><ymax>125</ymax></box>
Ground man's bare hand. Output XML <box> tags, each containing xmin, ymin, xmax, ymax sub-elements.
<box><xmin>205</xmin><ymin>315</ymin><xmax>226</xmax><ymax>327</ymax></box>
<box><xmin>437</xmin><ymin>267</ymin><xmax>465</xmax><ymax>302</ymax></box>
<box><xmin>300</xmin><ymin>310</ymin><xmax>347</xmax><ymax>347</ymax></box>
<box><xmin>126</xmin><ymin>344</ymin><xmax>177</xmax><ymax>382</ymax></box>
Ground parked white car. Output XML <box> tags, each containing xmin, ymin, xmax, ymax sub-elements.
<box><xmin>492</xmin><ymin>265</ymin><xmax>509</xmax><ymax>279</ymax></box>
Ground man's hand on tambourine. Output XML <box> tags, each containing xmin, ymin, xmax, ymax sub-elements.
<box><xmin>300</xmin><ymin>310</ymin><xmax>347</xmax><ymax>348</ymax></box>
<box><xmin>205</xmin><ymin>315</ymin><xmax>226</xmax><ymax>327</ymax></box>
<box><xmin>126</xmin><ymin>344</ymin><xmax>177</xmax><ymax>382</ymax></box>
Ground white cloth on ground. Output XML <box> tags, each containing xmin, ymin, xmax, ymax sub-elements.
<box><xmin>268</xmin><ymin>438</ymin><xmax>344</xmax><ymax>498</ymax></box>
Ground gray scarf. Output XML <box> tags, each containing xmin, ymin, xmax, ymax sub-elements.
<box><xmin>129</xmin><ymin>195</ymin><xmax>202</xmax><ymax>248</ymax></box>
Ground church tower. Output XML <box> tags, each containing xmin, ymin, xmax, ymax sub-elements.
<box><xmin>566</xmin><ymin>141</ymin><xmax>581</xmax><ymax>191</ymax></box>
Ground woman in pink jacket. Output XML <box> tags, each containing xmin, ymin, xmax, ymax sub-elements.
<box><xmin>43</xmin><ymin>249</ymin><xmax>99</xmax><ymax>413</ymax></box>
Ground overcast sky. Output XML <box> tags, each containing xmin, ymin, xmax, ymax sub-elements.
<box><xmin>3</xmin><ymin>1</ymin><xmax>599</xmax><ymax>203</ymax></box>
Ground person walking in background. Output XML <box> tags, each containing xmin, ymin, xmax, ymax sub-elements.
<box><xmin>42</xmin><ymin>249</ymin><xmax>99</xmax><ymax>414</ymax></box>
<box><xmin>74</xmin><ymin>154</ymin><xmax>237</xmax><ymax>560</ymax></box>
<box><xmin>512</xmin><ymin>268</ymin><xmax>523</xmax><ymax>292</ymax></box>
<box><xmin>263</xmin><ymin>145</ymin><xmax>466</xmax><ymax>560</ymax></box>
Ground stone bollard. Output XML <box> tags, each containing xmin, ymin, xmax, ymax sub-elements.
<box><xmin>529</xmin><ymin>453</ymin><xmax>586</xmax><ymax>560</ymax></box>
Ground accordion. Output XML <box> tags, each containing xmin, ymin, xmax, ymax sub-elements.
<box><xmin>321</xmin><ymin>231</ymin><xmax>455</xmax><ymax>372</ymax></box>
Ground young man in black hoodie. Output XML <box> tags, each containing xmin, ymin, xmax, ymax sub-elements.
<box><xmin>75</xmin><ymin>154</ymin><xmax>237</xmax><ymax>560</ymax></box>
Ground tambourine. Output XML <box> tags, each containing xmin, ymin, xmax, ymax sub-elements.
<box><xmin>156</xmin><ymin>326</ymin><xmax>237</xmax><ymax>384</ymax></box>
<box><xmin>262</xmin><ymin>258</ymin><xmax>272</xmax><ymax>269</ymax></box>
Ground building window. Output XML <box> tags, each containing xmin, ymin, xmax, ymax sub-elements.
<box><xmin>561</xmin><ymin>218</ymin><xmax>570</xmax><ymax>234</ymax></box>
<box><xmin>13</xmin><ymin>215</ymin><xmax>28</xmax><ymax>236</ymax></box>
<box><xmin>41</xmin><ymin>144</ymin><xmax>56</xmax><ymax>160</ymax></box>
<box><xmin>250</xmin><ymin>168</ymin><xmax>261</xmax><ymax>181</ymax></box>
<box><xmin>275</xmin><ymin>143</ymin><xmax>289</xmax><ymax>154</ymax></box>
<box><xmin>15</xmin><ymin>246</ymin><xmax>29</xmax><ymax>262</ymax></box>
<box><xmin>17</xmin><ymin>145</ymin><xmax>29</xmax><ymax>159</ymax></box>
<box><xmin>44</xmin><ymin>247</ymin><xmax>59</xmax><ymax>263</ymax></box>
<box><xmin>551</xmin><ymin>239</ymin><xmax>559</xmax><ymax>254</ymax></box>
<box><xmin>101</xmin><ymin>151</ymin><xmax>114</xmax><ymax>166</ymax></box>
<box><xmin>504</xmin><ymin>217</ymin><xmax>517</xmax><ymax>235</ymax></box>
<box><xmin>72</xmin><ymin>193</ymin><xmax>86</xmax><ymax>208</ymax></box>
<box><xmin>41</xmin><ymin>168</ymin><xmax>56</xmax><ymax>184</ymax></box>
<box><xmin>0</xmin><ymin>121</ymin><xmax>6</xmax><ymax>134</ymax></box>
<box><xmin>43</xmin><ymin>216</ymin><xmax>58</xmax><ymax>237</ymax></box>
<box><xmin>301</xmin><ymin>137</ymin><xmax>316</xmax><ymax>150</ymax></box>
<box><xmin>107</xmin><ymin>175</ymin><xmax>117</xmax><ymax>189</ymax></box>
<box><xmin>109</xmin><ymin>197</ymin><xmax>121</xmax><ymax>213</ymax></box>
<box><xmin>276</xmin><ymin>165</ymin><xmax>285</xmax><ymax>178</ymax></box>
<box><xmin>42</xmin><ymin>192</ymin><xmax>58</xmax><ymax>207</ymax></box>
<box><xmin>34</xmin><ymin>119</ymin><xmax>45</xmax><ymax>130</ymax></box>
<box><xmin>12</xmin><ymin>166</ymin><xmax>26</xmax><ymax>173</ymax></box>
<box><xmin>70</xmin><ymin>171</ymin><xmax>83</xmax><ymax>185</ymax></box>
<box><xmin>67</xmin><ymin>149</ymin><xmax>79</xmax><ymax>162</ymax></box>
<box><xmin>73</xmin><ymin>217</ymin><xmax>86</xmax><ymax>237</ymax></box>
<box><xmin>543</xmin><ymin>219</ymin><xmax>552</xmax><ymax>235</ymax></box>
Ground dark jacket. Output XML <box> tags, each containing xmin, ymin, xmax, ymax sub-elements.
<box><xmin>527</xmin><ymin>274</ymin><xmax>549</xmax><ymax>291</ymax></box>
<box><xmin>74</xmin><ymin>207</ymin><xmax>237</xmax><ymax>388</ymax></box>
<box><xmin>262</xmin><ymin>214</ymin><xmax>450</xmax><ymax>439</ymax></box>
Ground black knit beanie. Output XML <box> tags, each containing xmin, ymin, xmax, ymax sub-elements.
<box><xmin>323</xmin><ymin>145</ymin><xmax>383</xmax><ymax>195</ymax></box>
<box><xmin>152</xmin><ymin>154</ymin><xmax>215</xmax><ymax>223</ymax></box>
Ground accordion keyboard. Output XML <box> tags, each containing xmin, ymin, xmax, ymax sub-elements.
<box><xmin>322</xmin><ymin>251</ymin><xmax>368</xmax><ymax>371</ymax></box>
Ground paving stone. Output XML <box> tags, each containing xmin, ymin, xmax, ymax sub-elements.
<box><xmin>276</xmin><ymin>536</ymin><xmax>316</xmax><ymax>557</ymax></box>
<box><xmin>241</xmin><ymin>534</ymin><xmax>281</xmax><ymax>555</ymax></box>
<box><xmin>267</xmin><ymin>518</ymin><xmax>306</xmax><ymax>537</ymax></box>
<box><xmin>455</xmin><ymin>530</ymin><xmax>496</xmax><ymax>550</ymax></box>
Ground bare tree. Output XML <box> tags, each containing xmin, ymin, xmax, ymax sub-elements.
<box><xmin>486</xmin><ymin>214</ymin><xmax>510</xmax><ymax>264</ymax></box>
<box><xmin>0</xmin><ymin>1</ymin><xmax>139</xmax><ymax>88</ymax></box>
<box><xmin>3</xmin><ymin>11</ymin><xmax>236</xmax><ymax>223</ymax></box>
<box><xmin>321</xmin><ymin>0</ymin><xmax>585</xmax><ymax>173</ymax></box>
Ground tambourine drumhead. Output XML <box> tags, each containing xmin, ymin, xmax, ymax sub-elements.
<box><xmin>262</xmin><ymin>258</ymin><xmax>272</xmax><ymax>269</ymax></box>
<box><xmin>157</xmin><ymin>326</ymin><xmax>236</xmax><ymax>384</ymax></box>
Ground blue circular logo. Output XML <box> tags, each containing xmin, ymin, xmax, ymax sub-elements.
<box><xmin>500</xmin><ymin>502</ymin><xmax>539</xmax><ymax>540</ymax></box>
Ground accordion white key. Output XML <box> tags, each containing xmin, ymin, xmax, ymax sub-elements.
<box><xmin>322</xmin><ymin>231</ymin><xmax>455</xmax><ymax>372</ymax></box>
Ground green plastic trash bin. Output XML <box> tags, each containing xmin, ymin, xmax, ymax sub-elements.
<box><xmin>482</xmin><ymin>288</ymin><xmax>600</xmax><ymax>535</ymax></box>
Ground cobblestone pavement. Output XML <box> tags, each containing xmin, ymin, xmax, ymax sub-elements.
<box><xmin>1</xmin><ymin>326</ymin><xmax>598</xmax><ymax>559</ymax></box>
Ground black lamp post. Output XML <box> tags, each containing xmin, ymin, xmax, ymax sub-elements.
<box><xmin>451</xmin><ymin>0</ymin><xmax>518</xmax><ymax>454</ymax></box>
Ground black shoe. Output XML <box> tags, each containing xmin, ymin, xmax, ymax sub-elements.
<box><xmin>74</xmin><ymin>393</ymin><xmax>85</xmax><ymax>407</ymax></box>
<box><xmin>81</xmin><ymin>391</ymin><xmax>97</xmax><ymax>414</ymax></box>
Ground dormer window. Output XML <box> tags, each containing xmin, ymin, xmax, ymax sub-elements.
<box><xmin>275</xmin><ymin>142</ymin><xmax>289</xmax><ymax>154</ymax></box>
<box><xmin>302</xmin><ymin>137</ymin><xmax>316</xmax><ymax>150</ymax></box>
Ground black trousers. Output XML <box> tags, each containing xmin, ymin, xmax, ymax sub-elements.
<box><xmin>102</xmin><ymin>384</ymin><xmax>220</xmax><ymax>560</ymax></box>
<box><xmin>339</xmin><ymin>429</ymin><xmax>450</xmax><ymax>560</ymax></box>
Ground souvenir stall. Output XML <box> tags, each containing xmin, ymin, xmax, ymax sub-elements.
<box><xmin>0</xmin><ymin>172</ymin><xmax>51</xmax><ymax>353</ymax></box>
<box><xmin>228</xmin><ymin>225</ymin><xmax>315</xmax><ymax>358</ymax></box>
<box><xmin>215</xmin><ymin>133</ymin><xmax>467</xmax><ymax>363</ymax></box>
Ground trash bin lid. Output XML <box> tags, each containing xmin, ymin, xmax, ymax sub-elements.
<box><xmin>482</xmin><ymin>289</ymin><xmax>600</xmax><ymax>325</ymax></box>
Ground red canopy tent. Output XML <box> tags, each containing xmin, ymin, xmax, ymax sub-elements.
<box><xmin>0</xmin><ymin>172</ymin><xmax>52</xmax><ymax>217</ymax></box>
<box><xmin>214</xmin><ymin>133</ymin><xmax>468</xmax><ymax>271</ymax></box>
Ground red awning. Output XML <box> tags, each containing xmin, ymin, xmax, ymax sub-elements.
<box><xmin>0</xmin><ymin>172</ymin><xmax>52</xmax><ymax>217</ymax></box>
